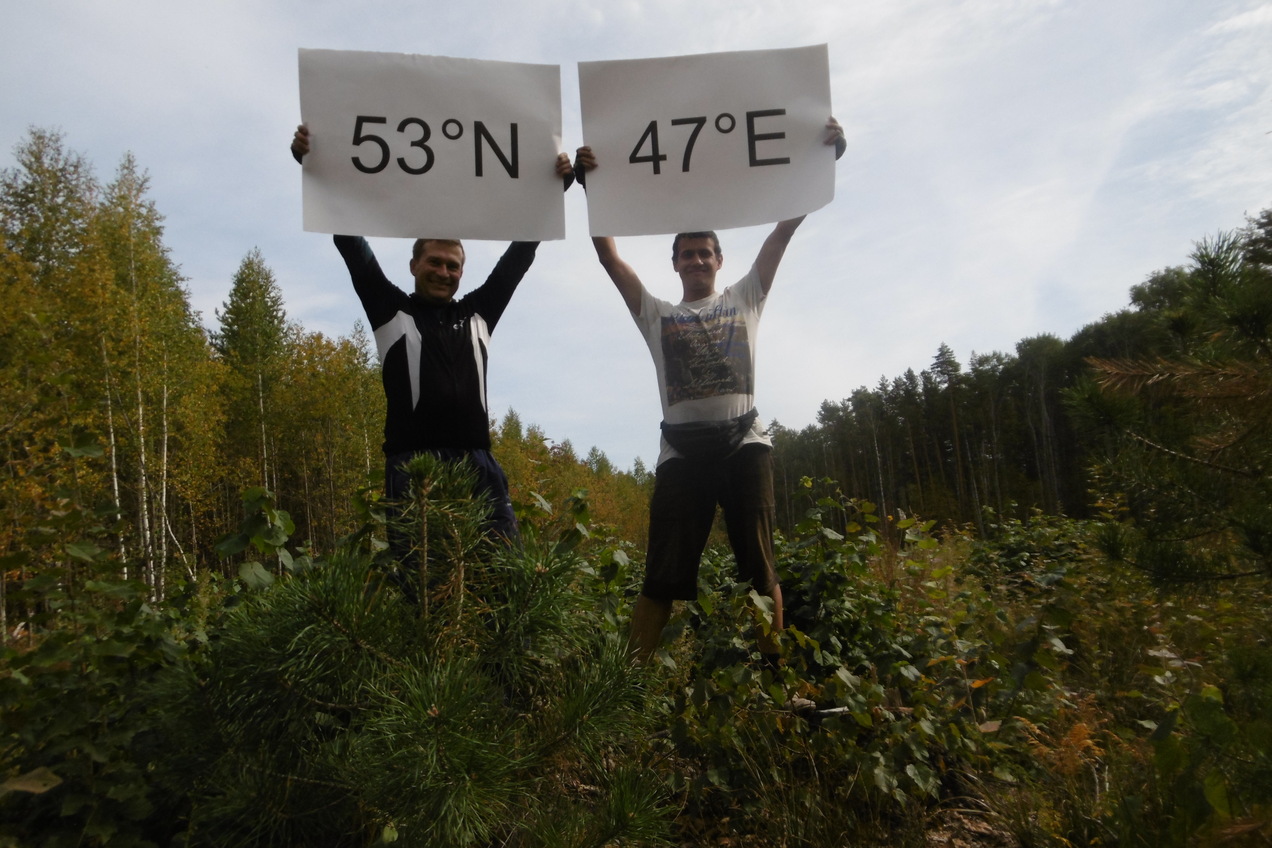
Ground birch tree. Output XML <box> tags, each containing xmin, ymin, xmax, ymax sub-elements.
<box><xmin>95</xmin><ymin>155</ymin><xmax>220</xmax><ymax>591</ymax></box>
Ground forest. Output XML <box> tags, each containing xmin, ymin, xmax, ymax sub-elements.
<box><xmin>2</xmin><ymin>128</ymin><xmax>1270</xmax><ymax>846</ymax></box>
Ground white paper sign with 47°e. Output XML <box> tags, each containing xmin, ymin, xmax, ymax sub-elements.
<box><xmin>298</xmin><ymin>48</ymin><xmax>566</xmax><ymax>241</ymax></box>
<box><xmin>578</xmin><ymin>44</ymin><xmax>835</xmax><ymax>237</ymax></box>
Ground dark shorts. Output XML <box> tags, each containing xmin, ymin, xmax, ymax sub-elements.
<box><xmin>384</xmin><ymin>448</ymin><xmax>519</xmax><ymax>545</ymax></box>
<box><xmin>642</xmin><ymin>443</ymin><xmax>777</xmax><ymax>601</ymax></box>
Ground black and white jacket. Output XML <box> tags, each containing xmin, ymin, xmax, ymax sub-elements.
<box><xmin>335</xmin><ymin>235</ymin><xmax>537</xmax><ymax>456</ymax></box>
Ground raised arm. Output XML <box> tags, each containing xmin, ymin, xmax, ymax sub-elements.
<box><xmin>592</xmin><ymin>235</ymin><xmax>645</xmax><ymax>315</ymax></box>
<box><xmin>754</xmin><ymin>117</ymin><xmax>846</xmax><ymax>294</ymax></box>
<box><xmin>576</xmin><ymin>146</ymin><xmax>644</xmax><ymax>315</ymax></box>
<box><xmin>754</xmin><ymin>216</ymin><xmax>805</xmax><ymax>295</ymax></box>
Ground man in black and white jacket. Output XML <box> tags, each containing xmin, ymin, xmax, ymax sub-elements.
<box><xmin>291</xmin><ymin>124</ymin><xmax>573</xmax><ymax>545</ymax></box>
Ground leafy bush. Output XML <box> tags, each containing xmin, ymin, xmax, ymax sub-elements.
<box><xmin>2</xmin><ymin>459</ymin><xmax>673</xmax><ymax>847</ymax></box>
<box><xmin>0</xmin><ymin>493</ymin><xmax>209</xmax><ymax>848</ymax></box>
<box><xmin>6</xmin><ymin>465</ymin><xmax>1272</xmax><ymax>846</ymax></box>
<box><xmin>645</xmin><ymin>480</ymin><xmax>1015</xmax><ymax>844</ymax></box>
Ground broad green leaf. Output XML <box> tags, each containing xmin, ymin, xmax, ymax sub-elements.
<box><xmin>239</xmin><ymin>561</ymin><xmax>274</xmax><ymax>589</ymax></box>
<box><xmin>1203</xmin><ymin>772</ymin><xmax>1231</xmax><ymax>819</ymax></box>
<box><xmin>215</xmin><ymin>532</ymin><xmax>250</xmax><ymax>558</ymax></box>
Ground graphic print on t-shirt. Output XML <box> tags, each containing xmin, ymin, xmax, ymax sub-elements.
<box><xmin>660</xmin><ymin>306</ymin><xmax>753</xmax><ymax>405</ymax></box>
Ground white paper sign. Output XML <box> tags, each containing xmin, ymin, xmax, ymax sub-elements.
<box><xmin>298</xmin><ymin>49</ymin><xmax>565</xmax><ymax>241</ymax></box>
<box><xmin>578</xmin><ymin>44</ymin><xmax>834</xmax><ymax>237</ymax></box>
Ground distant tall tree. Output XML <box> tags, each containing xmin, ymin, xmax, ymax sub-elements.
<box><xmin>965</xmin><ymin>351</ymin><xmax>1011</xmax><ymax>520</ymax></box>
<box><xmin>0</xmin><ymin>127</ymin><xmax>96</xmax><ymax>281</ymax></box>
<box><xmin>927</xmin><ymin>343</ymin><xmax>967</xmax><ymax>517</ymax></box>
<box><xmin>631</xmin><ymin>456</ymin><xmax>652</xmax><ymax>488</ymax></box>
<box><xmin>584</xmin><ymin>446</ymin><xmax>613</xmax><ymax>477</ymax></box>
<box><xmin>94</xmin><ymin>154</ymin><xmax>220</xmax><ymax>593</ymax></box>
<box><xmin>214</xmin><ymin>249</ymin><xmax>290</xmax><ymax>498</ymax></box>
<box><xmin>1</xmin><ymin>129</ymin><xmax>115</xmax><ymax>637</ymax></box>
<box><xmin>892</xmin><ymin>368</ymin><xmax>928</xmax><ymax>515</ymax></box>
<box><xmin>1013</xmin><ymin>334</ymin><xmax>1068</xmax><ymax>514</ymax></box>
<box><xmin>849</xmin><ymin>385</ymin><xmax>890</xmax><ymax>523</ymax></box>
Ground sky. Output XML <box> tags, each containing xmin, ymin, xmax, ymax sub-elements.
<box><xmin>3</xmin><ymin>0</ymin><xmax>1270</xmax><ymax>473</ymax></box>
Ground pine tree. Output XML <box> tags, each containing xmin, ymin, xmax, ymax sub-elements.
<box><xmin>159</xmin><ymin>460</ymin><xmax>671</xmax><ymax>846</ymax></box>
<box><xmin>214</xmin><ymin>249</ymin><xmax>290</xmax><ymax>505</ymax></box>
<box><xmin>0</xmin><ymin>127</ymin><xmax>96</xmax><ymax>282</ymax></box>
<box><xmin>1081</xmin><ymin>214</ymin><xmax>1272</xmax><ymax>582</ymax></box>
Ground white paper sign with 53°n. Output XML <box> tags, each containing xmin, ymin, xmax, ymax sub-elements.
<box><xmin>298</xmin><ymin>48</ymin><xmax>565</xmax><ymax>241</ymax></box>
<box><xmin>578</xmin><ymin>44</ymin><xmax>834</xmax><ymax>237</ymax></box>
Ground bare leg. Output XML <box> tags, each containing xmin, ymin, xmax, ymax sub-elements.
<box><xmin>757</xmin><ymin>583</ymin><xmax>785</xmax><ymax>656</ymax></box>
<box><xmin>628</xmin><ymin>593</ymin><xmax>673</xmax><ymax>663</ymax></box>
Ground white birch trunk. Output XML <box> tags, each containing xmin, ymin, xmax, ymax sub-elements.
<box><xmin>156</xmin><ymin>352</ymin><xmax>169</xmax><ymax>600</ymax></box>
<box><xmin>257</xmin><ymin>370</ymin><xmax>269</xmax><ymax>486</ymax></box>
<box><xmin>101</xmin><ymin>338</ymin><xmax>128</xmax><ymax>572</ymax></box>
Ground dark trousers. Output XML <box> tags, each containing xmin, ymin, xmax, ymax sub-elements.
<box><xmin>642</xmin><ymin>443</ymin><xmax>777</xmax><ymax>601</ymax></box>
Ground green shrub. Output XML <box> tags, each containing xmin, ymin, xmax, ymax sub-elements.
<box><xmin>2</xmin><ymin>460</ymin><xmax>673</xmax><ymax>847</ymax></box>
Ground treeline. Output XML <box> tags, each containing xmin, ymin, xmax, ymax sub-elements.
<box><xmin>0</xmin><ymin>128</ymin><xmax>392</xmax><ymax>608</ymax></box>
<box><xmin>3</xmin><ymin>125</ymin><xmax>1268</xmax><ymax>628</ymax></box>
<box><xmin>769</xmin><ymin>208</ymin><xmax>1272</xmax><ymax>551</ymax></box>
<box><xmin>769</xmin><ymin>335</ymin><xmax>1084</xmax><ymax>534</ymax></box>
<box><xmin>0</xmin><ymin>129</ymin><xmax>649</xmax><ymax>629</ymax></box>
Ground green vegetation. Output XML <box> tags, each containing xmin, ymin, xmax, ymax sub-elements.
<box><xmin>3</xmin><ymin>130</ymin><xmax>1270</xmax><ymax>845</ymax></box>
<box><xmin>5</xmin><ymin>476</ymin><xmax>1270</xmax><ymax>845</ymax></box>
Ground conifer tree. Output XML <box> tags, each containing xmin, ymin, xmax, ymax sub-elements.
<box><xmin>0</xmin><ymin>127</ymin><xmax>96</xmax><ymax>282</ymax></box>
<box><xmin>1081</xmin><ymin>212</ymin><xmax>1272</xmax><ymax>582</ymax></box>
<box><xmin>214</xmin><ymin>249</ymin><xmax>290</xmax><ymax>508</ymax></box>
<box><xmin>160</xmin><ymin>458</ymin><xmax>671</xmax><ymax>846</ymax></box>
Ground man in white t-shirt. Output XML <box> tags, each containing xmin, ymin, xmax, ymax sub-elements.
<box><xmin>574</xmin><ymin>119</ymin><xmax>843</xmax><ymax>665</ymax></box>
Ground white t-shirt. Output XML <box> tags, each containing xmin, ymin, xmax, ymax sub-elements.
<box><xmin>632</xmin><ymin>265</ymin><xmax>772</xmax><ymax>466</ymax></box>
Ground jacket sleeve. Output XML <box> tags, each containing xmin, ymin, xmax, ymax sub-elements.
<box><xmin>463</xmin><ymin>241</ymin><xmax>539</xmax><ymax>331</ymax></box>
<box><xmin>334</xmin><ymin>235</ymin><xmax>407</xmax><ymax>330</ymax></box>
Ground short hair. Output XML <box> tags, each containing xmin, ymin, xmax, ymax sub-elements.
<box><xmin>412</xmin><ymin>238</ymin><xmax>466</xmax><ymax>264</ymax></box>
<box><xmin>671</xmin><ymin>231</ymin><xmax>721</xmax><ymax>260</ymax></box>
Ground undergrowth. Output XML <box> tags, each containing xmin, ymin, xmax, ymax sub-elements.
<box><xmin>3</xmin><ymin>473</ymin><xmax>1270</xmax><ymax>846</ymax></box>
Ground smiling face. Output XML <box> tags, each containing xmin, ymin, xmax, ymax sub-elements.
<box><xmin>409</xmin><ymin>240</ymin><xmax>465</xmax><ymax>304</ymax></box>
<box><xmin>671</xmin><ymin>234</ymin><xmax>723</xmax><ymax>301</ymax></box>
